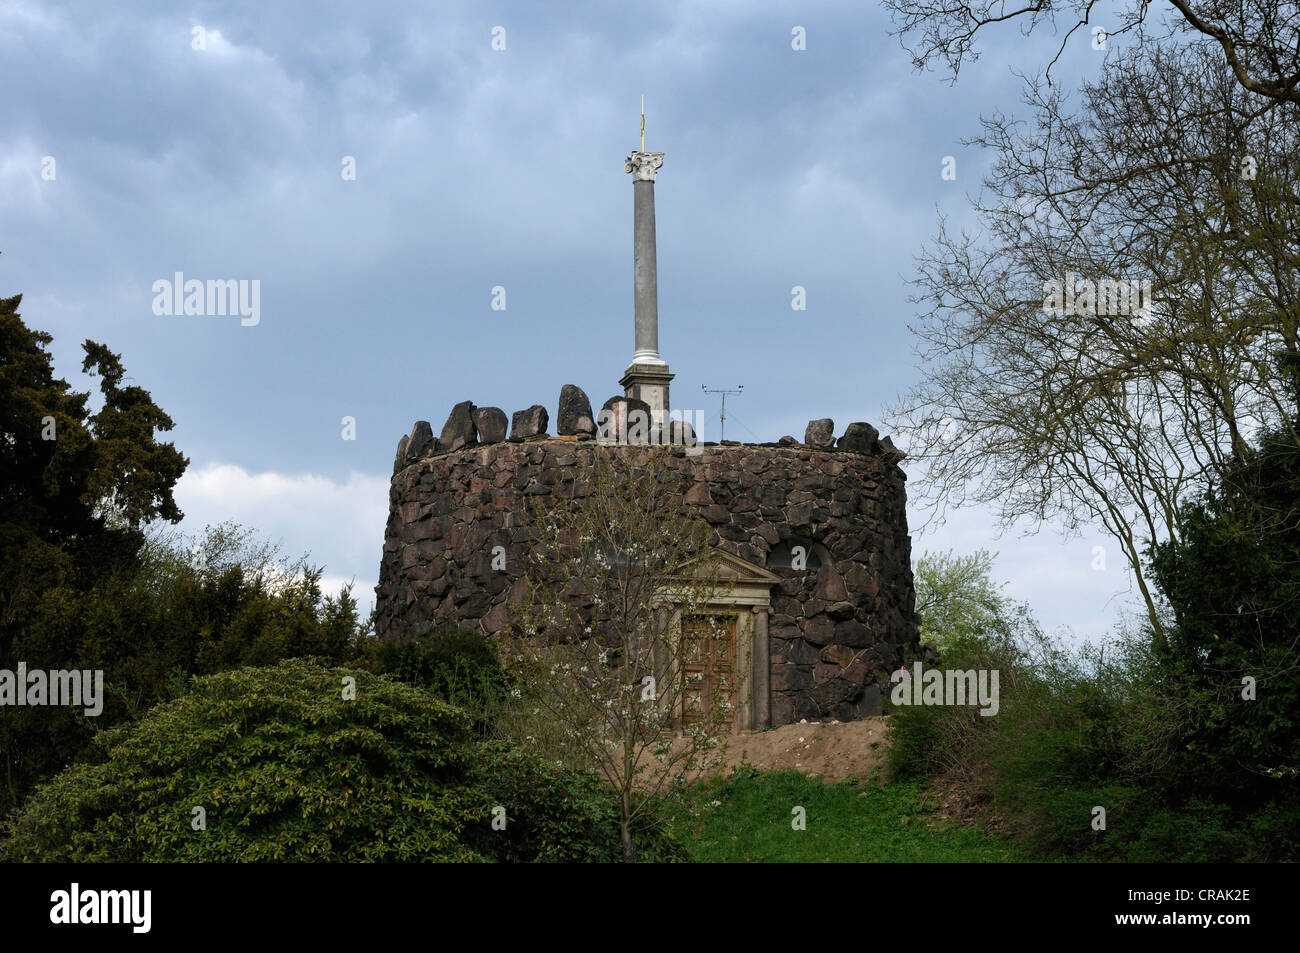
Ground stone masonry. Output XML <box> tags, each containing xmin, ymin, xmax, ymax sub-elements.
<box><xmin>375</xmin><ymin>435</ymin><xmax>918</xmax><ymax>724</ymax></box>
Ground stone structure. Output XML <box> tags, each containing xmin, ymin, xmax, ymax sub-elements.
<box><xmin>375</xmin><ymin>135</ymin><xmax>920</xmax><ymax>728</ymax></box>
<box><xmin>509</xmin><ymin>405</ymin><xmax>548</xmax><ymax>441</ymax></box>
<box><xmin>376</xmin><ymin>427</ymin><xmax>917</xmax><ymax>725</ymax></box>
<box><xmin>557</xmin><ymin>384</ymin><xmax>596</xmax><ymax>436</ymax></box>
<box><xmin>805</xmin><ymin>418</ymin><xmax>835</xmax><ymax>450</ymax></box>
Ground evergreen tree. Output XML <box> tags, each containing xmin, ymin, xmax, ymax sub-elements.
<box><xmin>1148</xmin><ymin>414</ymin><xmax>1300</xmax><ymax>820</ymax></box>
<box><xmin>1</xmin><ymin>287</ymin><xmax>187</xmax><ymax>811</ymax></box>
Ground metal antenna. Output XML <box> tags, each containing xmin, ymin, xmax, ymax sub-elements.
<box><xmin>701</xmin><ymin>384</ymin><xmax>743</xmax><ymax>442</ymax></box>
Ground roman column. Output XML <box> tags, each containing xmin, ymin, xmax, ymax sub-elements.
<box><xmin>620</xmin><ymin>150</ymin><xmax>674</xmax><ymax>420</ymax></box>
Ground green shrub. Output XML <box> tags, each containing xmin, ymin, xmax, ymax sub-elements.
<box><xmin>1</xmin><ymin>658</ymin><xmax>688</xmax><ymax>863</ymax></box>
<box><xmin>885</xmin><ymin>700</ymin><xmax>951</xmax><ymax>781</ymax></box>
<box><xmin>0</xmin><ymin>660</ymin><xmax>489</xmax><ymax>861</ymax></box>
<box><xmin>469</xmin><ymin>742</ymin><xmax>687</xmax><ymax>863</ymax></box>
<box><xmin>1</xmin><ymin>521</ymin><xmax>368</xmax><ymax>816</ymax></box>
<box><xmin>882</xmin><ymin>610</ymin><xmax>1298</xmax><ymax>861</ymax></box>
<box><xmin>1125</xmin><ymin>799</ymin><xmax>1256</xmax><ymax>863</ymax></box>
<box><xmin>1147</xmin><ymin>419</ymin><xmax>1300</xmax><ymax>832</ymax></box>
<box><xmin>367</xmin><ymin>628</ymin><xmax>508</xmax><ymax>736</ymax></box>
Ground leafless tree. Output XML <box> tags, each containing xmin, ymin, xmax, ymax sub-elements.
<box><xmin>502</xmin><ymin>447</ymin><xmax>738</xmax><ymax>861</ymax></box>
<box><xmin>884</xmin><ymin>0</ymin><xmax>1300</xmax><ymax>105</ymax></box>
<box><xmin>887</xmin><ymin>43</ymin><xmax>1300</xmax><ymax>645</ymax></box>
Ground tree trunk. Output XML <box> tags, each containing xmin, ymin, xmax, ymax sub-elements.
<box><xmin>620</xmin><ymin>792</ymin><xmax>638</xmax><ymax>862</ymax></box>
<box><xmin>620</xmin><ymin>821</ymin><xmax>639</xmax><ymax>861</ymax></box>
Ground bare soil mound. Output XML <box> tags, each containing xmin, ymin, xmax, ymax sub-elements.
<box><xmin>703</xmin><ymin>717</ymin><xmax>892</xmax><ymax>784</ymax></box>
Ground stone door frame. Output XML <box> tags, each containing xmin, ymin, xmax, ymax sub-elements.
<box><xmin>662</xmin><ymin>549</ymin><xmax>779</xmax><ymax>732</ymax></box>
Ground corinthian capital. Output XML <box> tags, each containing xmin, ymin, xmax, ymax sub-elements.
<box><xmin>624</xmin><ymin>151</ymin><xmax>665</xmax><ymax>182</ymax></box>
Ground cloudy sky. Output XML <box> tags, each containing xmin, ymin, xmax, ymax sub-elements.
<box><xmin>1</xmin><ymin>0</ymin><xmax>1145</xmax><ymax>640</ymax></box>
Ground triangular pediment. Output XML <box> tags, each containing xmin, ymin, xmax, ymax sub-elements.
<box><xmin>673</xmin><ymin>547</ymin><xmax>780</xmax><ymax>585</ymax></box>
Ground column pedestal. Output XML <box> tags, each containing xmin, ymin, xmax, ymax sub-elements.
<box><xmin>620</xmin><ymin>362</ymin><xmax>673</xmax><ymax>421</ymax></box>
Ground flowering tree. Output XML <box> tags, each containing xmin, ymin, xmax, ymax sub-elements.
<box><xmin>504</xmin><ymin>447</ymin><xmax>738</xmax><ymax>861</ymax></box>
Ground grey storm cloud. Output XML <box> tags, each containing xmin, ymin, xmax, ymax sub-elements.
<box><xmin>0</xmin><ymin>0</ymin><xmax>1124</xmax><ymax>636</ymax></box>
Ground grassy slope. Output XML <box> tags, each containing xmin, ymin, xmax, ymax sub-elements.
<box><xmin>667</xmin><ymin>769</ymin><xmax>1025</xmax><ymax>862</ymax></box>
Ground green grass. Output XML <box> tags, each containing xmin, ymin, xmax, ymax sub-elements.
<box><xmin>666</xmin><ymin>768</ymin><xmax>1026</xmax><ymax>862</ymax></box>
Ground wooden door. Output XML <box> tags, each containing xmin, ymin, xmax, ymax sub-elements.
<box><xmin>681</xmin><ymin>614</ymin><xmax>737</xmax><ymax>730</ymax></box>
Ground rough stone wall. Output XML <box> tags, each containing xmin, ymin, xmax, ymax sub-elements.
<box><xmin>374</xmin><ymin>440</ymin><xmax>918</xmax><ymax>724</ymax></box>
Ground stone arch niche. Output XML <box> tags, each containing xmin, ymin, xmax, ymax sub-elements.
<box><xmin>767</xmin><ymin>538</ymin><xmax>830</xmax><ymax>571</ymax></box>
<box><xmin>375</xmin><ymin>440</ymin><xmax>919</xmax><ymax>726</ymax></box>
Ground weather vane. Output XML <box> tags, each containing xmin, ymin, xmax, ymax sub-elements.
<box><xmin>640</xmin><ymin>94</ymin><xmax>645</xmax><ymax>152</ymax></box>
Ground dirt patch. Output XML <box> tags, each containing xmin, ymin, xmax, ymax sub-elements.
<box><xmin>927</xmin><ymin>772</ymin><xmax>1008</xmax><ymax>831</ymax></box>
<box><xmin>687</xmin><ymin>717</ymin><xmax>893</xmax><ymax>784</ymax></box>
